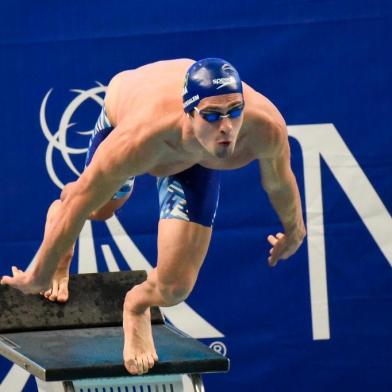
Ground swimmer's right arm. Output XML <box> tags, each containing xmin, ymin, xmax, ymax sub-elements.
<box><xmin>0</xmin><ymin>125</ymin><xmax>156</xmax><ymax>294</ymax></box>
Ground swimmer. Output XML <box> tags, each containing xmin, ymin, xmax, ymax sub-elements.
<box><xmin>1</xmin><ymin>58</ymin><xmax>306</xmax><ymax>375</ymax></box>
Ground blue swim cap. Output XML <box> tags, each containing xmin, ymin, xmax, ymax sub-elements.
<box><xmin>182</xmin><ymin>58</ymin><xmax>243</xmax><ymax>113</ymax></box>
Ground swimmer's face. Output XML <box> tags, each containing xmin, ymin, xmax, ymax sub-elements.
<box><xmin>190</xmin><ymin>93</ymin><xmax>244</xmax><ymax>159</ymax></box>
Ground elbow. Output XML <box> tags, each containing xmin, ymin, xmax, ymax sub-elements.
<box><xmin>262</xmin><ymin>180</ymin><xmax>291</xmax><ymax>195</ymax></box>
<box><xmin>262</xmin><ymin>168</ymin><xmax>296</xmax><ymax>195</ymax></box>
<box><xmin>298</xmin><ymin>226</ymin><xmax>307</xmax><ymax>242</ymax></box>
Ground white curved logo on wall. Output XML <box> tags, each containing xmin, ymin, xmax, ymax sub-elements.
<box><xmin>39</xmin><ymin>83</ymin><xmax>107</xmax><ymax>189</ymax></box>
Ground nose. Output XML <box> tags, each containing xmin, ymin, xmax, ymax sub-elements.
<box><xmin>219</xmin><ymin>117</ymin><xmax>232</xmax><ymax>134</ymax></box>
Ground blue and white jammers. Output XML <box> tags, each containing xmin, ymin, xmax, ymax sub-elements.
<box><xmin>157</xmin><ymin>165</ymin><xmax>220</xmax><ymax>227</ymax></box>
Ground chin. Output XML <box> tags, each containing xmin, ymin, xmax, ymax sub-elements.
<box><xmin>213</xmin><ymin>147</ymin><xmax>233</xmax><ymax>159</ymax></box>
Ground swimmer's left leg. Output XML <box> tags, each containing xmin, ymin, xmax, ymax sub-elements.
<box><xmin>123</xmin><ymin>218</ymin><xmax>212</xmax><ymax>375</ymax></box>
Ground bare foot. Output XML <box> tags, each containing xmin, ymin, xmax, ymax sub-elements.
<box><xmin>123</xmin><ymin>307</ymin><xmax>159</xmax><ymax>375</ymax></box>
<box><xmin>39</xmin><ymin>244</ymin><xmax>74</xmax><ymax>303</ymax></box>
<box><xmin>40</xmin><ymin>267</ymin><xmax>70</xmax><ymax>303</ymax></box>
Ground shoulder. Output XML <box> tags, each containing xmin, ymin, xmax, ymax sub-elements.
<box><xmin>107</xmin><ymin>70</ymin><xmax>134</xmax><ymax>86</ymax></box>
<box><xmin>104</xmin><ymin>70</ymin><xmax>136</xmax><ymax>124</ymax></box>
<box><xmin>242</xmin><ymin>85</ymin><xmax>287</xmax><ymax>157</ymax></box>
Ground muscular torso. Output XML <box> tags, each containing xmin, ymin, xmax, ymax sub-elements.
<box><xmin>104</xmin><ymin>59</ymin><xmax>285</xmax><ymax>177</ymax></box>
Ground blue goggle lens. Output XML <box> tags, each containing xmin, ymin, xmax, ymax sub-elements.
<box><xmin>203</xmin><ymin>112</ymin><xmax>221</xmax><ymax>122</ymax></box>
<box><xmin>228</xmin><ymin>107</ymin><xmax>243</xmax><ymax>118</ymax></box>
<box><xmin>200</xmin><ymin>106</ymin><xmax>244</xmax><ymax>122</ymax></box>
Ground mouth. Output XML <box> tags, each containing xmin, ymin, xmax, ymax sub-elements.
<box><xmin>218</xmin><ymin>141</ymin><xmax>231</xmax><ymax>146</ymax></box>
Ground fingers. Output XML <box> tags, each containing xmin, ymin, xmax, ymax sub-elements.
<box><xmin>267</xmin><ymin>232</ymin><xmax>284</xmax><ymax>245</ymax></box>
<box><xmin>267</xmin><ymin>233</ymin><xmax>285</xmax><ymax>267</ymax></box>
<box><xmin>268</xmin><ymin>254</ymin><xmax>278</xmax><ymax>267</ymax></box>
<box><xmin>267</xmin><ymin>235</ymin><xmax>277</xmax><ymax>246</ymax></box>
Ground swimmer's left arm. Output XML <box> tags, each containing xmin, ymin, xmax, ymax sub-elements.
<box><xmin>258</xmin><ymin>122</ymin><xmax>306</xmax><ymax>267</ymax></box>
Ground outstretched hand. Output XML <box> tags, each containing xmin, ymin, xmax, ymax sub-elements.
<box><xmin>0</xmin><ymin>266</ymin><xmax>48</xmax><ymax>295</ymax></box>
<box><xmin>267</xmin><ymin>231</ymin><xmax>304</xmax><ymax>267</ymax></box>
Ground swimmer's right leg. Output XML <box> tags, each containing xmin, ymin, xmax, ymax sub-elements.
<box><xmin>40</xmin><ymin>181</ymin><xmax>131</xmax><ymax>302</ymax></box>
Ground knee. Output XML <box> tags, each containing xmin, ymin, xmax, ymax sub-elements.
<box><xmin>60</xmin><ymin>182</ymin><xmax>76</xmax><ymax>202</ymax></box>
<box><xmin>88</xmin><ymin>197</ymin><xmax>129</xmax><ymax>221</ymax></box>
<box><xmin>158</xmin><ymin>278</ymin><xmax>195</xmax><ymax>305</ymax></box>
<box><xmin>46</xmin><ymin>200</ymin><xmax>63</xmax><ymax>226</ymax></box>
<box><xmin>88</xmin><ymin>210</ymin><xmax>114</xmax><ymax>221</ymax></box>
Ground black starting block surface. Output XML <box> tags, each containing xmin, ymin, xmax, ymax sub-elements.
<box><xmin>0</xmin><ymin>324</ymin><xmax>229</xmax><ymax>381</ymax></box>
<box><xmin>0</xmin><ymin>270</ymin><xmax>164</xmax><ymax>332</ymax></box>
<box><xmin>0</xmin><ymin>271</ymin><xmax>229</xmax><ymax>381</ymax></box>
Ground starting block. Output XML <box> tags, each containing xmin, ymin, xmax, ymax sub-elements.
<box><xmin>0</xmin><ymin>271</ymin><xmax>229</xmax><ymax>391</ymax></box>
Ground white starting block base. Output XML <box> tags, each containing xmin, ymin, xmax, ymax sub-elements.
<box><xmin>36</xmin><ymin>374</ymin><xmax>205</xmax><ymax>392</ymax></box>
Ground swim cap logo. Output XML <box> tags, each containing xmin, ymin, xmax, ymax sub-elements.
<box><xmin>183</xmin><ymin>94</ymin><xmax>199</xmax><ymax>109</ymax></box>
<box><xmin>39</xmin><ymin>82</ymin><xmax>106</xmax><ymax>189</ymax></box>
<box><xmin>212</xmin><ymin>76</ymin><xmax>237</xmax><ymax>90</ymax></box>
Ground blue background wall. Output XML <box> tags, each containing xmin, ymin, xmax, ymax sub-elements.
<box><xmin>0</xmin><ymin>1</ymin><xmax>391</xmax><ymax>391</ymax></box>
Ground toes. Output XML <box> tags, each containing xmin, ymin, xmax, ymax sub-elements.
<box><xmin>141</xmin><ymin>356</ymin><xmax>149</xmax><ymax>374</ymax></box>
<box><xmin>142</xmin><ymin>355</ymin><xmax>151</xmax><ymax>373</ymax></box>
<box><xmin>124</xmin><ymin>352</ymin><xmax>156</xmax><ymax>375</ymax></box>
<box><xmin>44</xmin><ymin>289</ymin><xmax>52</xmax><ymax>299</ymax></box>
<box><xmin>129</xmin><ymin>365</ymin><xmax>138</xmax><ymax>374</ymax></box>
<box><xmin>146</xmin><ymin>353</ymin><xmax>155</xmax><ymax>369</ymax></box>
<box><xmin>49</xmin><ymin>281</ymin><xmax>59</xmax><ymax>301</ymax></box>
<box><xmin>136</xmin><ymin>357</ymin><xmax>144</xmax><ymax>375</ymax></box>
<box><xmin>57</xmin><ymin>282</ymin><xmax>69</xmax><ymax>303</ymax></box>
<box><xmin>124</xmin><ymin>357</ymin><xmax>138</xmax><ymax>375</ymax></box>
<box><xmin>12</xmin><ymin>266</ymin><xmax>21</xmax><ymax>277</ymax></box>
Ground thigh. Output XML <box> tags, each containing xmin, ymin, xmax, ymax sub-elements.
<box><xmin>156</xmin><ymin>219</ymin><xmax>212</xmax><ymax>287</ymax></box>
<box><xmin>156</xmin><ymin>165</ymin><xmax>220</xmax><ymax>284</ymax></box>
